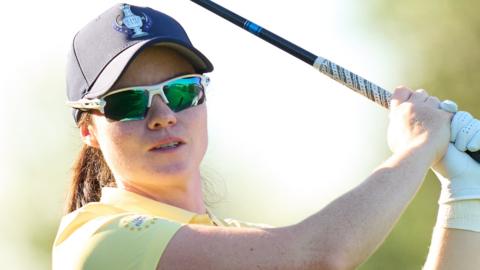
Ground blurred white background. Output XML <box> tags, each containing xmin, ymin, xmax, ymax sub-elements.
<box><xmin>0</xmin><ymin>0</ymin><xmax>402</xmax><ymax>268</ymax></box>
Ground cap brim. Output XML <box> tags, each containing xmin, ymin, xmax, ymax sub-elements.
<box><xmin>85</xmin><ymin>38</ymin><xmax>213</xmax><ymax>99</ymax></box>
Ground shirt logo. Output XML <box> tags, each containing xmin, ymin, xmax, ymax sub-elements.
<box><xmin>121</xmin><ymin>215</ymin><xmax>158</xmax><ymax>232</ymax></box>
<box><xmin>113</xmin><ymin>4</ymin><xmax>152</xmax><ymax>38</ymax></box>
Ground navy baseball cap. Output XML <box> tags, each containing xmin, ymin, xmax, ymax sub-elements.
<box><xmin>67</xmin><ymin>3</ymin><xmax>214</xmax><ymax>123</ymax></box>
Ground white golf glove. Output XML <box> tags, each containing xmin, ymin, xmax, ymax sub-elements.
<box><xmin>432</xmin><ymin>103</ymin><xmax>480</xmax><ymax>202</ymax></box>
<box><xmin>440</xmin><ymin>100</ymin><xmax>480</xmax><ymax>152</ymax></box>
<box><xmin>450</xmin><ymin>111</ymin><xmax>480</xmax><ymax>152</ymax></box>
<box><xmin>433</xmin><ymin>144</ymin><xmax>480</xmax><ymax>203</ymax></box>
<box><xmin>432</xmin><ymin>105</ymin><xmax>480</xmax><ymax>232</ymax></box>
<box><xmin>432</xmin><ymin>144</ymin><xmax>480</xmax><ymax>232</ymax></box>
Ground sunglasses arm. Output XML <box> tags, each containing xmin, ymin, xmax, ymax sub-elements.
<box><xmin>66</xmin><ymin>99</ymin><xmax>106</xmax><ymax>113</ymax></box>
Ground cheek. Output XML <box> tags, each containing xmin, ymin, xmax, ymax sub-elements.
<box><xmin>94</xmin><ymin>119</ymin><xmax>144</xmax><ymax>173</ymax></box>
<box><xmin>184</xmin><ymin>105</ymin><xmax>208</xmax><ymax>159</ymax></box>
<box><xmin>196</xmin><ymin>106</ymin><xmax>209</xmax><ymax>152</ymax></box>
<box><xmin>99</xmin><ymin>125</ymin><xmax>138</xmax><ymax>151</ymax></box>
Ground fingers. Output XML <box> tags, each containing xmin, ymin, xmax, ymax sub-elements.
<box><xmin>425</xmin><ymin>95</ymin><xmax>441</xmax><ymax>108</ymax></box>
<box><xmin>467</xmin><ymin>132</ymin><xmax>480</xmax><ymax>152</ymax></box>
<box><xmin>391</xmin><ymin>86</ymin><xmax>439</xmax><ymax>108</ymax></box>
<box><xmin>451</xmin><ymin>112</ymin><xmax>480</xmax><ymax>151</ymax></box>
<box><xmin>455</xmin><ymin>119</ymin><xmax>480</xmax><ymax>151</ymax></box>
<box><xmin>390</xmin><ymin>86</ymin><xmax>412</xmax><ymax>109</ymax></box>
<box><xmin>450</xmin><ymin>111</ymin><xmax>480</xmax><ymax>152</ymax></box>
<box><xmin>455</xmin><ymin>119</ymin><xmax>479</xmax><ymax>151</ymax></box>
<box><xmin>409</xmin><ymin>89</ymin><xmax>429</xmax><ymax>103</ymax></box>
<box><xmin>451</xmin><ymin>111</ymin><xmax>474</xmax><ymax>142</ymax></box>
<box><xmin>391</xmin><ymin>85</ymin><xmax>480</xmax><ymax>155</ymax></box>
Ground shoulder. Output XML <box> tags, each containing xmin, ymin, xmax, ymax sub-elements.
<box><xmin>52</xmin><ymin>203</ymin><xmax>183</xmax><ymax>270</ymax></box>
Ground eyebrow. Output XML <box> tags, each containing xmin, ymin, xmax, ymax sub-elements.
<box><xmin>151</xmin><ymin>71</ymin><xmax>194</xmax><ymax>85</ymax></box>
<box><xmin>114</xmin><ymin>71</ymin><xmax>196</xmax><ymax>90</ymax></box>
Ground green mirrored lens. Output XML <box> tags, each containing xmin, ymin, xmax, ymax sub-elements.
<box><xmin>104</xmin><ymin>90</ymin><xmax>148</xmax><ymax>121</ymax></box>
<box><xmin>164</xmin><ymin>77</ymin><xmax>203</xmax><ymax>112</ymax></box>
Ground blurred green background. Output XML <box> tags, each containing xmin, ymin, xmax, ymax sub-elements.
<box><xmin>360</xmin><ymin>0</ymin><xmax>480</xmax><ymax>268</ymax></box>
<box><xmin>1</xmin><ymin>0</ymin><xmax>479</xmax><ymax>269</ymax></box>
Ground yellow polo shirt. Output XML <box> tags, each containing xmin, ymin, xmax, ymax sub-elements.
<box><xmin>52</xmin><ymin>187</ymin><xmax>267</xmax><ymax>270</ymax></box>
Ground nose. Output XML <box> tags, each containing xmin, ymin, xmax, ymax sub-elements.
<box><xmin>146</xmin><ymin>95</ymin><xmax>177</xmax><ymax>130</ymax></box>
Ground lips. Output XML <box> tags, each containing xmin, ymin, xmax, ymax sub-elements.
<box><xmin>149</xmin><ymin>137</ymin><xmax>186</xmax><ymax>151</ymax></box>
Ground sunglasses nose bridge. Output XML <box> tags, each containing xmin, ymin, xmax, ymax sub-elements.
<box><xmin>147</xmin><ymin>88</ymin><xmax>169</xmax><ymax>107</ymax></box>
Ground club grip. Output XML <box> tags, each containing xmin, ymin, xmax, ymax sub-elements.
<box><xmin>467</xmin><ymin>150</ymin><xmax>480</xmax><ymax>163</ymax></box>
<box><xmin>313</xmin><ymin>57</ymin><xmax>392</xmax><ymax>109</ymax></box>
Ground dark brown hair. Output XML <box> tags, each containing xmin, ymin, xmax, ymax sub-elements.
<box><xmin>65</xmin><ymin>113</ymin><xmax>116</xmax><ymax>213</ymax></box>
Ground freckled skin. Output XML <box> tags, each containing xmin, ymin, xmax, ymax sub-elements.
<box><xmin>86</xmin><ymin>47</ymin><xmax>208</xmax><ymax>208</ymax></box>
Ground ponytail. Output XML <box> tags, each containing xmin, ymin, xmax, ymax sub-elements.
<box><xmin>65</xmin><ymin>114</ymin><xmax>116</xmax><ymax>214</ymax></box>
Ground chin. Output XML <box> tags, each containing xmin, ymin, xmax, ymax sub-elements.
<box><xmin>149</xmin><ymin>162</ymin><xmax>196</xmax><ymax>180</ymax></box>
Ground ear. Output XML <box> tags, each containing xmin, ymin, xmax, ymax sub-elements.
<box><xmin>80</xmin><ymin>122</ymin><xmax>100</xmax><ymax>148</ymax></box>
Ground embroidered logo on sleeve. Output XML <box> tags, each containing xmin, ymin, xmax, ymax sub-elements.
<box><xmin>120</xmin><ymin>215</ymin><xmax>158</xmax><ymax>232</ymax></box>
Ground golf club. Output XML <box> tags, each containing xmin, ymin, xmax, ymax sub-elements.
<box><xmin>190</xmin><ymin>0</ymin><xmax>480</xmax><ymax>163</ymax></box>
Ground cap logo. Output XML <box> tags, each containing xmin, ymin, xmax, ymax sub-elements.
<box><xmin>114</xmin><ymin>4</ymin><xmax>152</xmax><ymax>38</ymax></box>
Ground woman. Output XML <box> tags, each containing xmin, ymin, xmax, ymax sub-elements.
<box><xmin>53</xmin><ymin>3</ymin><xmax>480</xmax><ymax>270</ymax></box>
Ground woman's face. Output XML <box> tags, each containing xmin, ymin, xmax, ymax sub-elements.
<box><xmin>86</xmin><ymin>47</ymin><xmax>208</xmax><ymax>192</ymax></box>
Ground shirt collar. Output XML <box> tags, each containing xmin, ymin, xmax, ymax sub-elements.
<box><xmin>100</xmin><ymin>187</ymin><xmax>214</xmax><ymax>225</ymax></box>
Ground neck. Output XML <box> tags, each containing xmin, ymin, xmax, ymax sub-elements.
<box><xmin>119</xmin><ymin>171</ymin><xmax>206</xmax><ymax>214</ymax></box>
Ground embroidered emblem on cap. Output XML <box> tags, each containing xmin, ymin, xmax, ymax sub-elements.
<box><xmin>121</xmin><ymin>215</ymin><xmax>158</xmax><ymax>232</ymax></box>
<box><xmin>113</xmin><ymin>4</ymin><xmax>152</xmax><ymax>38</ymax></box>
